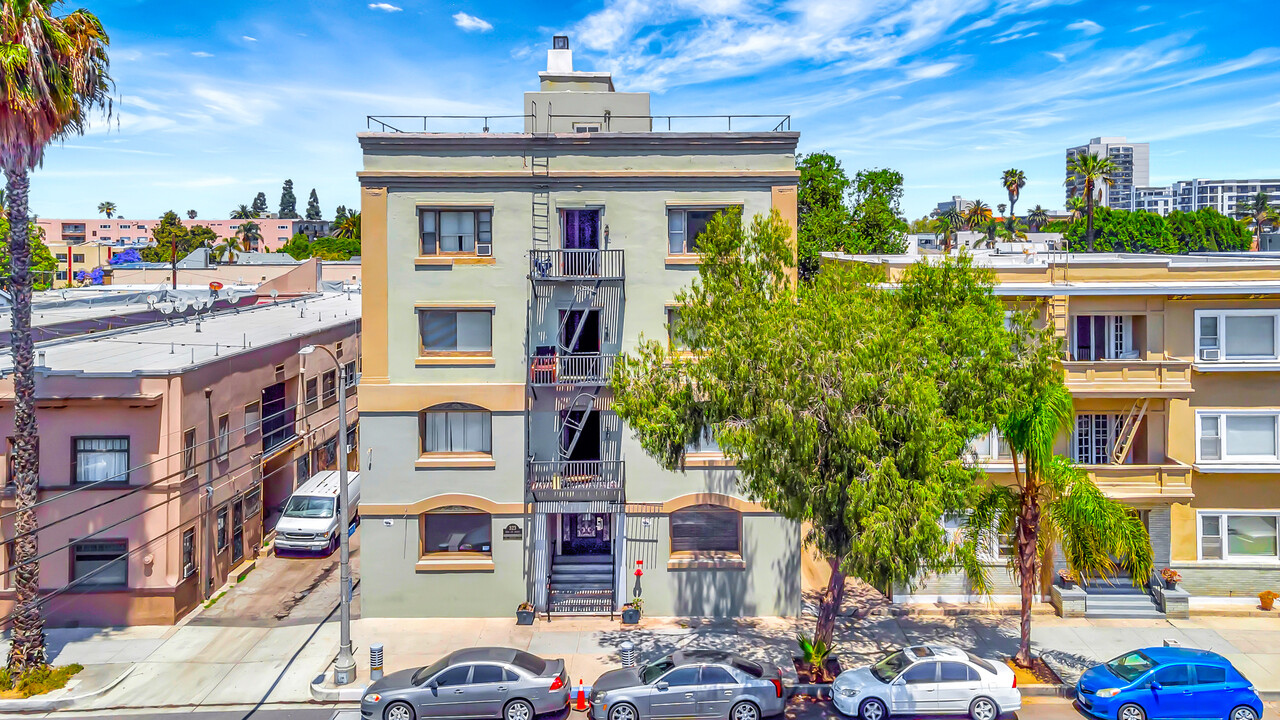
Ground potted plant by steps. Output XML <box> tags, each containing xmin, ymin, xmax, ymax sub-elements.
<box><xmin>1160</xmin><ymin>568</ymin><xmax>1182</xmax><ymax>590</ymax></box>
<box><xmin>516</xmin><ymin>602</ymin><xmax>535</xmax><ymax>625</ymax></box>
<box><xmin>1057</xmin><ymin>569</ymin><xmax>1077</xmax><ymax>589</ymax></box>
<box><xmin>622</xmin><ymin>597</ymin><xmax>642</xmax><ymax>624</ymax></box>
<box><xmin>1260</xmin><ymin>590</ymin><xmax>1278</xmax><ymax>611</ymax></box>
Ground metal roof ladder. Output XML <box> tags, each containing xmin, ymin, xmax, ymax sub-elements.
<box><xmin>1110</xmin><ymin>398</ymin><xmax>1149</xmax><ymax>464</ymax></box>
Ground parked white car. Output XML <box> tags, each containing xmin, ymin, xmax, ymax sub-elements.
<box><xmin>274</xmin><ymin>470</ymin><xmax>361</xmax><ymax>556</ymax></box>
<box><xmin>832</xmin><ymin>645</ymin><xmax>1020</xmax><ymax>720</ymax></box>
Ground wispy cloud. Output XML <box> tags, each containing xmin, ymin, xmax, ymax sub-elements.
<box><xmin>452</xmin><ymin>12</ymin><xmax>493</xmax><ymax>32</ymax></box>
<box><xmin>1129</xmin><ymin>23</ymin><xmax>1161</xmax><ymax>32</ymax></box>
<box><xmin>1065</xmin><ymin>19</ymin><xmax>1104</xmax><ymax>35</ymax></box>
<box><xmin>191</xmin><ymin>51</ymin><xmax>214</xmax><ymax>58</ymax></box>
<box><xmin>242</xmin><ymin>35</ymin><xmax>257</xmax><ymax>42</ymax></box>
<box><xmin>1046</xmin><ymin>51</ymin><xmax>1068</xmax><ymax>62</ymax></box>
<box><xmin>368</xmin><ymin>3</ymin><xmax>402</xmax><ymax>11</ymax></box>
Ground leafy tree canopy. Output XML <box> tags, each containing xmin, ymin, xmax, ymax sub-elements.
<box><xmin>1063</xmin><ymin>207</ymin><xmax>1251</xmax><ymax>254</ymax></box>
<box><xmin>251</xmin><ymin>192</ymin><xmax>269</xmax><ymax>215</ymax></box>
<box><xmin>279</xmin><ymin>179</ymin><xmax>298</xmax><ymax>219</ymax></box>
<box><xmin>848</xmin><ymin>168</ymin><xmax>909</xmax><ymax>255</ymax></box>
<box><xmin>0</xmin><ymin>220</ymin><xmax>56</xmax><ymax>291</ymax></box>
<box><xmin>796</xmin><ymin>154</ymin><xmax>908</xmax><ymax>277</ymax></box>
<box><xmin>306</xmin><ymin>188</ymin><xmax>322</xmax><ymax>220</ymax></box>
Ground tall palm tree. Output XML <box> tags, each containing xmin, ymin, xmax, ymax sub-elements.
<box><xmin>966</xmin><ymin>382</ymin><xmax>1152</xmax><ymax>667</ymax></box>
<box><xmin>230</xmin><ymin>204</ymin><xmax>256</xmax><ymax>220</ymax></box>
<box><xmin>997</xmin><ymin>203</ymin><xmax>1007</xmax><ymax>217</ymax></box>
<box><xmin>1066</xmin><ymin>196</ymin><xmax>1086</xmax><ymax>223</ymax></box>
<box><xmin>235</xmin><ymin>221</ymin><xmax>262</xmax><ymax>253</ymax></box>
<box><xmin>930</xmin><ymin>216</ymin><xmax>954</xmax><ymax>252</ymax></box>
<box><xmin>1001</xmin><ymin>168</ymin><xmax>1027</xmax><ymax>223</ymax></box>
<box><xmin>332</xmin><ymin>211</ymin><xmax>361</xmax><ymax>240</ymax></box>
<box><xmin>1064</xmin><ymin>153</ymin><xmax>1118</xmax><ymax>251</ymax></box>
<box><xmin>1027</xmin><ymin>205</ymin><xmax>1050</xmax><ymax>232</ymax></box>
<box><xmin>0</xmin><ymin>0</ymin><xmax>112</xmax><ymax>677</ymax></box>
<box><xmin>186</xmin><ymin>209</ymin><xmax>197</xmax><ymax>220</ymax></box>
<box><xmin>211</xmin><ymin>236</ymin><xmax>247</xmax><ymax>263</ymax></box>
<box><xmin>1234</xmin><ymin>192</ymin><xmax>1274</xmax><ymax>251</ymax></box>
<box><xmin>96</xmin><ymin>200</ymin><xmax>115</xmax><ymax>218</ymax></box>
<box><xmin>964</xmin><ymin>200</ymin><xmax>992</xmax><ymax>232</ymax></box>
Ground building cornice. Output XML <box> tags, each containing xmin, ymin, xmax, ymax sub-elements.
<box><xmin>357</xmin><ymin>169</ymin><xmax>799</xmax><ymax>190</ymax></box>
<box><xmin>357</xmin><ymin>131</ymin><xmax>800</xmax><ymax>153</ymax></box>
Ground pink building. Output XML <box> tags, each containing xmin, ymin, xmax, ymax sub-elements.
<box><xmin>37</xmin><ymin>217</ymin><xmax>332</xmax><ymax>252</ymax></box>
<box><xmin>0</xmin><ymin>290</ymin><xmax>360</xmax><ymax>626</ymax></box>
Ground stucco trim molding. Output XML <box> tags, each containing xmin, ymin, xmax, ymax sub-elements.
<box><xmin>359</xmin><ymin>383</ymin><xmax>525</xmax><ymax>412</ymax></box>
<box><xmin>661</xmin><ymin>493</ymin><xmax>771</xmax><ymax>514</ymax></box>
<box><xmin>667</xmin><ymin>551</ymin><xmax>746</xmax><ymax>570</ymax></box>
<box><xmin>362</xmin><ymin>494</ymin><xmax>524</xmax><ymax>516</ymax></box>
<box><xmin>415</xmin><ymin>557</ymin><xmax>495</xmax><ymax>573</ymax></box>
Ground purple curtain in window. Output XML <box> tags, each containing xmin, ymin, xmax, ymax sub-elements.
<box><xmin>564</xmin><ymin>210</ymin><xmax>600</xmax><ymax>250</ymax></box>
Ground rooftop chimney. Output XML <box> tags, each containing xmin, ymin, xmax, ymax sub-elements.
<box><xmin>548</xmin><ymin>35</ymin><xmax>573</xmax><ymax>73</ymax></box>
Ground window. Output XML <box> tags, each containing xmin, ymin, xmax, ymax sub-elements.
<box><xmin>296</xmin><ymin>454</ymin><xmax>311</xmax><ymax>484</ymax></box>
<box><xmin>314</xmin><ymin>436</ymin><xmax>338</xmax><ymax>470</ymax></box>
<box><xmin>421</xmin><ymin>403</ymin><xmax>492</xmax><ymax>454</ymax></box>
<box><xmin>902</xmin><ymin>663</ymin><xmax>938</xmax><ymax>684</ymax></box>
<box><xmin>1195</xmin><ymin>665</ymin><xmax>1227</xmax><ymax>684</ymax></box>
<box><xmin>688</xmin><ymin>427</ymin><xmax>721</xmax><ymax>455</ymax></box>
<box><xmin>216</xmin><ymin>507</ymin><xmax>228</xmax><ymax>551</ymax></box>
<box><xmin>418</xmin><ymin>310</ymin><xmax>493</xmax><ymax>355</ymax></box>
<box><xmin>661</xmin><ymin>667</ymin><xmax>702</xmax><ymax>687</ymax></box>
<box><xmin>245</xmin><ymin>486</ymin><xmax>262</xmax><ymax>518</ymax></box>
<box><xmin>423</xmin><ymin>508</ymin><xmax>491</xmax><ymax>554</ymax></box>
<box><xmin>1148</xmin><ymin>665</ymin><xmax>1192</xmax><ymax>688</ymax></box>
<box><xmin>472</xmin><ymin>665</ymin><xmax>505</xmax><ymax>685</ymax></box>
<box><xmin>73</xmin><ymin>437</ymin><xmax>128</xmax><ymax>484</ymax></box>
<box><xmin>419</xmin><ymin>209</ymin><xmax>492</xmax><ymax>256</ymax></box>
<box><xmin>305</xmin><ymin>377</ymin><xmax>319</xmax><ymax>410</ymax></box>
<box><xmin>322</xmin><ymin>370</ymin><xmax>337</xmax><ymax>407</ymax></box>
<box><xmin>73</xmin><ymin>253</ymin><xmax>85</xmax><ymax>263</ymax></box>
<box><xmin>244</xmin><ymin>401</ymin><xmax>261</xmax><ymax>435</ymax></box>
<box><xmin>343</xmin><ymin>361</ymin><xmax>358</xmax><ymax>393</ymax></box>
<box><xmin>1073</xmin><ymin>414</ymin><xmax>1122</xmax><ymax>465</ymax></box>
<box><xmin>666</xmin><ymin>308</ymin><xmax>697</xmax><ymax>350</ymax></box>
<box><xmin>939</xmin><ymin>663</ymin><xmax>977</xmax><ymax>683</ymax></box>
<box><xmin>182</xmin><ymin>528</ymin><xmax>196</xmax><ymax>577</ymax></box>
<box><xmin>216</xmin><ymin>414</ymin><xmax>230</xmax><ymax>460</ymax></box>
<box><xmin>55</xmin><ymin>270</ymin><xmax>67</xmax><ymax>281</ymax></box>
<box><xmin>1199</xmin><ymin>512</ymin><xmax>1279</xmax><ymax>560</ymax></box>
<box><xmin>1197</xmin><ymin>412</ymin><xmax>1279</xmax><ymax>462</ymax></box>
<box><xmin>573</xmin><ymin>123</ymin><xmax>601</xmax><ymax>133</ymax></box>
<box><xmin>1195</xmin><ymin>310</ymin><xmax>1279</xmax><ymax>361</ymax></box>
<box><xmin>969</xmin><ymin>428</ymin><xmax>1010</xmax><ymax>461</ymax></box>
<box><xmin>671</xmin><ymin>504</ymin><xmax>741</xmax><ymax>553</ymax></box>
<box><xmin>701</xmin><ymin>666</ymin><xmax>737</xmax><ymax>685</ymax></box>
<box><xmin>72</xmin><ymin>540</ymin><xmax>128</xmax><ymax>588</ymax></box>
<box><xmin>433</xmin><ymin>665</ymin><xmax>472</xmax><ymax>687</ymax></box>
<box><xmin>668</xmin><ymin>207</ymin><xmax>736</xmax><ymax>254</ymax></box>
<box><xmin>56</xmin><ymin>253</ymin><xmax>67</xmax><ymax>262</ymax></box>
<box><xmin>183</xmin><ymin>428</ymin><xmax>197</xmax><ymax>477</ymax></box>
<box><xmin>1072</xmin><ymin>315</ymin><xmax>1135</xmax><ymax>361</ymax></box>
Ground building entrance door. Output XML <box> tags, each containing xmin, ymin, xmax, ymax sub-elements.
<box><xmin>561</xmin><ymin>513</ymin><xmax>610</xmax><ymax>555</ymax></box>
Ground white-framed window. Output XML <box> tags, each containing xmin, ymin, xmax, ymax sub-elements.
<box><xmin>688</xmin><ymin>426</ymin><xmax>722</xmax><ymax>455</ymax></box>
<box><xmin>667</xmin><ymin>207</ymin><xmax>738</xmax><ymax>255</ymax></box>
<box><xmin>73</xmin><ymin>437</ymin><xmax>129</xmax><ymax>484</ymax></box>
<box><xmin>1072</xmin><ymin>315</ymin><xmax>1136</xmax><ymax>361</ymax></box>
<box><xmin>1195</xmin><ymin>310</ymin><xmax>1279</xmax><ymax>362</ymax></box>
<box><xmin>216</xmin><ymin>414</ymin><xmax>230</xmax><ymax>460</ymax></box>
<box><xmin>420</xmin><ymin>403</ymin><xmax>492</xmax><ymax>454</ymax></box>
<box><xmin>1196</xmin><ymin>411</ymin><xmax>1279</xmax><ymax>463</ymax></box>
<box><xmin>969</xmin><ymin>428</ymin><xmax>1011</xmax><ymax>462</ymax></box>
<box><xmin>941</xmin><ymin>513</ymin><xmax>1013</xmax><ymax>561</ymax></box>
<box><xmin>1072</xmin><ymin>414</ymin><xmax>1124</xmax><ymax>464</ymax></box>
<box><xmin>1198</xmin><ymin>511</ymin><xmax>1279</xmax><ymax>561</ymax></box>
<box><xmin>244</xmin><ymin>401</ymin><xmax>261</xmax><ymax>435</ymax></box>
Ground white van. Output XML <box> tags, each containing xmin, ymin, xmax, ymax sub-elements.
<box><xmin>274</xmin><ymin>471</ymin><xmax>361</xmax><ymax>556</ymax></box>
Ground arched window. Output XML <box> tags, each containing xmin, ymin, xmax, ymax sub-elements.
<box><xmin>671</xmin><ymin>504</ymin><xmax>741</xmax><ymax>553</ymax></box>
<box><xmin>420</xmin><ymin>403</ymin><xmax>491</xmax><ymax>454</ymax></box>
<box><xmin>423</xmin><ymin>506</ymin><xmax>492</xmax><ymax>555</ymax></box>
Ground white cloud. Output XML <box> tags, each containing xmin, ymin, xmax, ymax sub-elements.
<box><xmin>368</xmin><ymin>3</ymin><xmax>403</xmax><ymax>11</ymax></box>
<box><xmin>905</xmin><ymin>62</ymin><xmax>959</xmax><ymax>80</ymax></box>
<box><xmin>1045</xmin><ymin>51</ymin><xmax>1068</xmax><ymax>62</ymax></box>
<box><xmin>990</xmin><ymin>32</ymin><xmax>1039</xmax><ymax>44</ymax></box>
<box><xmin>191</xmin><ymin>51</ymin><xmax>214</xmax><ymax>58</ymax></box>
<box><xmin>452</xmin><ymin>12</ymin><xmax>493</xmax><ymax>32</ymax></box>
<box><xmin>242</xmin><ymin>35</ymin><xmax>258</xmax><ymax>42</ymax></box>
<box><xmin>1065</xmin><ymin>19</ymin><xmax>1104</xmax><ymax>36</ymax></box>
<box><xmin>1129</xmin><ymin>23</ymin><xmax>1161</xmax><ymax>33</ymax></box>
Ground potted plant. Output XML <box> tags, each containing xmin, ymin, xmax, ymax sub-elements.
<box><xmin>796</xmin><ymin>633</ymin><xmax>834</xmax><ymax>684</ymax></box>
<box><xmin>1160</xmin><ymin>568</ymin><xmax>1182</xmax><ymax>589</ymax></box>
<box><xmin>1260</xmin><ymin>590</ymin><xmax>1278</xmax><ymax>611</ymax></box>
<box><xmin>1057</xmin><ymin>569</ymin><xmax>1077</xmax><ymax>589</ymax></box>
<box><xmin>621</xmin><ymin>597</ymin><xmax>642</xmax><ymax>624</ymax></box>
<box><xmin>516</xmin><ymin>602</ymin><xmax>535</xmax><ymax>625</ymax></box>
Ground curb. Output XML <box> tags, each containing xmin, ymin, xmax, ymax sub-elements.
<box><xmin>0</xmin><ymin>664</ymin><xmax>136</xmax><ymax>712</ymax></box>
<box><xmin>309</xmin><ymin>674</ymin><xmax>368</xmax><ymax>703</ymax></box>
<box><xmin>1020</xmin><ymin>685</ymin><xmax>1075</xmax><ymax>698</ymax></box>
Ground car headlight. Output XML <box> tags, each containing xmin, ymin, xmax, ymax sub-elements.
<box><xmin>364</xmin><ymin>693</ymin><xmax>382</xmax><ymax>703</ymax></box>
<box><xmin>1096</xmin><ymin>689</ymin><xmax>1121</xmax><ymax>698</ymax></box>
<box><xmin>838</xmin><ymin>687</ymin><xmax>860</xmax><ymax>697</ymax></box>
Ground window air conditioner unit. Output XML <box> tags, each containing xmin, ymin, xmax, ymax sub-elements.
<box><xmin>476</xmin><ymin>242</ymin><xmax>492</xmax><ymax>257</ymax></box>
<box><xmin>1199</xmin><ymin>348</ymin><xmax>1220</xmax><ymax>361</ymax></box>
<box><xmin>183</xmin><ymin>562</ymin><xmax>195</xmax><ymax>578</ymax></box>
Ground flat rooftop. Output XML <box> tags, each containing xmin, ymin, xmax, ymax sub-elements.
<box><xmin>0</xmin><ymin>291</ymin><xmax>361</xmax><ymax>378</ymax></box>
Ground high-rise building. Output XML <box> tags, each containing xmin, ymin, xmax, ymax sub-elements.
<box><xmin>1065</xmin><ymin>137</ymin><xmax>1150</xmax><ymax>210</ymax></box>
<box><xmin>1135</xmin><ymin>179</ymin><xmax>1280</xmax><ymax>216</ymax></box>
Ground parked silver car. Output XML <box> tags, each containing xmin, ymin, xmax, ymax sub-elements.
<box><xmin>589</xmin><ymin>651</ymin><xmax>787</xmax><ymax>720</ymax></box>
<box><xmin>832</xmin><ymin>645</ymin><xmax>1020</xmax><ymax>720</ymax></box>
<box><xmin>361</xmin><ymin>647</ymin><xmax>569</xmax><ymax>720</ymax></box>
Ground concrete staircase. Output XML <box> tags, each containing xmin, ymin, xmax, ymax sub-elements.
<box><xmin>548</xmin><ymin>554</ymin><xmax>615</xmax><ymax>615</ymax></box>
<box><xmin>1083</xmin><ymin>581</ymin><xmax>1165</xmax><ymax>619</ymax></box>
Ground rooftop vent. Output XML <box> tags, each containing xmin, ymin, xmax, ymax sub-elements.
<box><xmin>553</xmin><ymin>35</ymin><xmax>569</xmax><ymax>50</ymax></box>
<box><xmin>548</xmin><ymin>36</ymin><xmax>573</xmax><ymax>73</ymax></box>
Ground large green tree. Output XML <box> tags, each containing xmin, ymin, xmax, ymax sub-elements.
<box><xmin>141</xmin><ymin>211</ymin><xmax>200</xmax><ymax>264</ymax></box>
<box><xmin>306</xmin><ymin>188</ymin><xmax>322</xmax><ymax>220</ymax></box>
<box><xmin>1064</xmin><ymin>207</ymin><xmax>1251</xmax><ymax>253</ymax></box>
<box><xmin>610</xmin><ymin>209</ymin><xmax>1029</xmax><ymax>647</ymax></box>
<box><xmin>0</xmin><ymin>0</ymin><xmax>113</xmax><ymax>676</ymax></box>
<box><xmin>847</xmin><ymin>168</ymin><xmax>908</xmax><ymax>254</ymax></box>
<box><xmin>0</xmin><ymin>220</ymin><xmax>56</xmax><ymax>291</ymax></box>
<box><xmin>795</xmin><ymin>152</ymin><xmax>855</xmax><ymax>278</ymax></box>
<box><xmin>251</xmin><ymin>191</ymin><xmax>268</xmax><ymax>216</ymax></box>
<box><xmin>278</xmin><ymin>179</ymin><xmax>298</xmax><ymax>218</ymax></box>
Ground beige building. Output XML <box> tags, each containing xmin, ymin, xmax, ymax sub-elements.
<box><xmin>357</xmin><ymin>38</ymin><xmax>802</xmax><ymax>618</ymax></box>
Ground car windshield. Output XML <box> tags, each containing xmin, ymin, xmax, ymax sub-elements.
<box><xmin>642</xmin><ymin>657</ymin><xmax>676</xmax><ymax>684</ymax></box>
<box><xmin>412</xmin><ymin>657</ymin><xmax>451</xmax><ymax>685</ymax></box>
<box><xmin>1106</xmin><ymin>651</ymin><xmax>1158</xmax><ymax>682</ymax></box>
<box><xmin>871</xmin><ymin>651</ymin><xmax>912</xmax><ymax>683</ymax></box>
<box><xmin>283</xmin><ymin>495</ymin><xmax>335</xmax><ymax>519</ymax></box>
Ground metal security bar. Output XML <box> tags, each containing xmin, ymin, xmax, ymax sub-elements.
<box><xmin>527</xmin><ymin>460</ymin><xmax>625</xmax><ymax>502</ymax></box>
<box><xmin>529</xmin><ymin>249</ymin><xmax>625</xmax><ymax>281</ymax></box>
<box><xmin>529</xmin><ymin>353</ymin><xmax>617</xmax><ymax>386</ymax></box>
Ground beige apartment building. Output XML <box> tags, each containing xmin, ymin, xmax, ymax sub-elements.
<box><xmin>828</xmin><ymin>249</ymin><xmax>1280</xmax><ymax>612</ymax></box>
<box><xmin>357</xmin><ymin>38</ymin><xmax>803</xmax><ymax>618</ymax></box>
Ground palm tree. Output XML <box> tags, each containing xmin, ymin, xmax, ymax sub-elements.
<box><xmin>966</xmin><ymin>382</ymin><xmax>1152</xmax><ymax>668</ymax></box>
<box><xmin>211</xmin><ymin>236</ymin><xmax>247</xmax><ymax>263</ymax></box>
<box><xmin>997</xmin><ymin>203</ymin><xmax>1007</xmax><ymax>218</ymax></box>
<box><xmin>230</xmin><ymin>204</ymin><xmax>256</xmax><ymax>220</ymax></box>
<box><xmin>332</xmin><ymin>211</ymin><xmax>361</xmax><ymax>240</ymax></box>
<box><xmin>964</xmin><ymin>200</ymin><xmax>992</xmax><ymax>232</ymax></box>
<box><xmin>1064</xmin><ymin>153</ymin><xmax>1118</xmax><ymax>251</ymax></box>
<box><xmin>186</xmin><ymin>209</ymin><xmax>197</xmax><ymax>220</ymax></box>
<box><xmin>1066</xmin><ymin>196</ymin><xmax>1086</xmax><ymax>223</ymax></box>
<box><xmin>1234</xmin><ymin>192</ymin><xmax>1274</xmax><ymax>251</ymax></box>
<box><xmin>930</xmin><ymin>216</ymin><xmax>954</xmax><ymax>252</ymax></box>
<box><xmin>0</xmin><ymin>0</ymin><xmax>112</xmax><ymax>677</ymax></box>
<box><xmin>235</xmin><ymin>221</ymin><xmax>262</xmax><ymax>253</ymax></box>
<box><xmin>1002</xmin><ymin>168</ymin><xmax>1027</xmax><ymax>223</ymax></box>
<box><xmin>97</xmin><ymin>201</ymin><xmax>115</xmax><ymax>218</ymax></box>
<box><xmin>1027</xmin><ymin>205</ymin><xmax>1050</xmax><ymax>232</ymax></box>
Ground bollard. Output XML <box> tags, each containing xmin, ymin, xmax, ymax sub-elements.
<box><xmin>371</xmin><ymin>643</ymin><xmax>385</xmax><ymax>681</ymax></box>
<box><xmin>620</xmin><ymin>641</ymin><xmax>636</xmax><ymax>668</ymax></box>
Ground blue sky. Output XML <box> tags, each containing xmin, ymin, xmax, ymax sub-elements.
<box><xmin>32</xmin><ymin>0</ymin><xmax>1280</xmax><ymax>221</ymax></box>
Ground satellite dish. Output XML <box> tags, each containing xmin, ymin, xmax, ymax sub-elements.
<box><xmin>176</xmin><ymin>299</ymin><xmax>189</xmax><ymax>312</ymax></box>
<box><xmin>270</xmin><ymin>289</ymin><xmax>279</xmax><ymax>299</ymax></box>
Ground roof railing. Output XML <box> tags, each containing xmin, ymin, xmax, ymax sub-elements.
<box><xmin>365</xmin><ymin>113</ymin><xmax>792</xmax><ymax>134</ymax></box>
<box><xmin>365</xmin><ymin>115</ymin><xmax>533</xmax><ymax>133</ymax></box>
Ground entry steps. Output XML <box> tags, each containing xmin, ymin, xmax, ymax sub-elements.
<box><xmin>1082</xmin><ymin>582</ymin><xmax>1165</xmax><ymax>619</ymax></box>
<box><xmin>548</xmin><ymin>554</ymin><xmax>615</xmax><ymax>616</ymax></box>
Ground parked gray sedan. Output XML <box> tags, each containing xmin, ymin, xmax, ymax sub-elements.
<box><xmin>361</xmin><ymin>647</ymin><xmax>570</xmax><ymax>720</ymax></box>
<box><xmin>589</xmin><ymin>651</ymin><xmax>786</xmax><ymax>720</ymax></box>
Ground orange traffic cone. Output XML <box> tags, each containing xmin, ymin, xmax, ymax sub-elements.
<box><xmin>575</xmin><ymin>679</ymin><xmax>588</xmax><ymax>711</ymax></box>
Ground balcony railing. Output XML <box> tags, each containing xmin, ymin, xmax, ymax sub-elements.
<box><xmin>530</xmin><ymin>353</ymin><xmax>617</xmax><ymax>386</ymax></box>
<box><xmin>1083</xmin><ymin>462</ymin><xmax>1193</xmax><ymax>501</ymax></box>
<box><xmin>530</xmin><ymin>249</ymin><xmax>625</xmax><ymax>281</ymax></box>
<box><xmin>528</xmin><ymin>460</ymin><xmax>624</xmax><ymax>502</ymax></box>
<box><xmin>1062</xmin><ymin>359</ymin><xmax>1194</xmax><ymax>396</ymax></box>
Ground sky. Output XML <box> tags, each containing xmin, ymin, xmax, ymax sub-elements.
<box><xmin>31</xmin><ymin>0</ymin><xmax>1280</xmax><ymax>222</ymax></box>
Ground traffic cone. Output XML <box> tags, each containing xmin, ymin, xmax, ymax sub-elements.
<box><xmin>575</xmin><ymin>679</ymin><xmax>588</xmax><ymax>711</ymax></box>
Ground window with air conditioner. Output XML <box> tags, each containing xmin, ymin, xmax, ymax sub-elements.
<box><xmin>419</xmin><ymin>208</ymin><xmax>492</xmax><ymax>258</ymax></box>
<box><xmin>1195</xmin><ymin>310</ymin><xmax>1279</xmax><ymax>363</ymax></box>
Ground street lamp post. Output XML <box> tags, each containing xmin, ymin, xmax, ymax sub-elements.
<box><xmin>298</xmin><ymin>343</ymin><xmax>355</xmax><ymax>685</ymax></box>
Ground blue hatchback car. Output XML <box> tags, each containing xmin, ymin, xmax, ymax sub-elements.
<box><xmin>1076</xmin><ymin>647</ymin><xmax>1262</xmax><ymax>720</ymax></box>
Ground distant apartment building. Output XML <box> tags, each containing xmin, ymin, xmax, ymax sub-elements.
<box><xmin>934</xmin><ymin>196</ymin><xmax>971</xmax><ymax>215</ymax></box>
<box><xmin>1133</xmin><ymin>179</ymin><xmax>1280</xmax><ymax>216</ymax></box>
<box><xmin>357</xmin><ymin>38</ymin><xmax>802</xmax><ymax>619</ymax></box>
<box><xmin>1065</xmin><ymin>137</ymin><xmax>1150</xmax><ymax>210</ymax></box>
<box><xmin>37</xmin><ymin>217</ymin><xmax>332</xmax><ymax>253</ymax></box>
<box><xmin>0</xmin><ymin>289</ymin><xmax>360</xmax><ymax>626</ymax></box>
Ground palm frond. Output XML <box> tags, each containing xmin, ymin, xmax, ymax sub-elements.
<box><xmin>1042</xmin><ymin>456</ymin><xmax>1153</xmax><ymax>585</ymax></box>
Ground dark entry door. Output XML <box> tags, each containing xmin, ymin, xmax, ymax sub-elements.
<box><xmin>560</xmin><ymin>409</ymin><xmax>601</xmax><ymax>463</ymax></box>
<box><xmin>562</xmin><ymin>513</ymin><xmax>610</xmax><ymax>555</ymax></box>
<box><xmin>231</xmin><ymin>499</ymin><xmax>244</xmax><ymax>564</ymax></box>
<box><xmin>559</xmin><ymin>310</ymin><xmax>600</xmax><ymax>353</ymax></box>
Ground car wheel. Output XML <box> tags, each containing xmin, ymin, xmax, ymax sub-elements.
<box><xmin>504</xmin><ymin>699</ymin><xmax>534</xmax><ymax>720</ymax></box>
<box><xmin>731</xmin><ymin>701</ymin><xmax>760</xmax><ymax>720</ymax></box>
<box><xmin>1229</xmin><ymin>706</ymin><xmax>1258</xmax><ymax>720</ymax></box>
<box><xmin>384</xmin><ymin>702</ymin><xmax>415</xmax><ymax>720</ymax></box>
<box><xmin>610</xmin><ymin>703</ymin><xmax>639</xmax><ymax>720</ymax></box>
<box><xmin>859</xmin><ymin>697</ymin><xmax>888</xmax><ymax>720</ymax></box>
<box><xmin>1118</xmin><ymin>703</ymin><xmax>1146</xmax><ymax>720</ymax></box>
<box><xmin>969</xmin><ymin>696</ymin><xmax>998</xmax><ymax>720</ymax></box>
